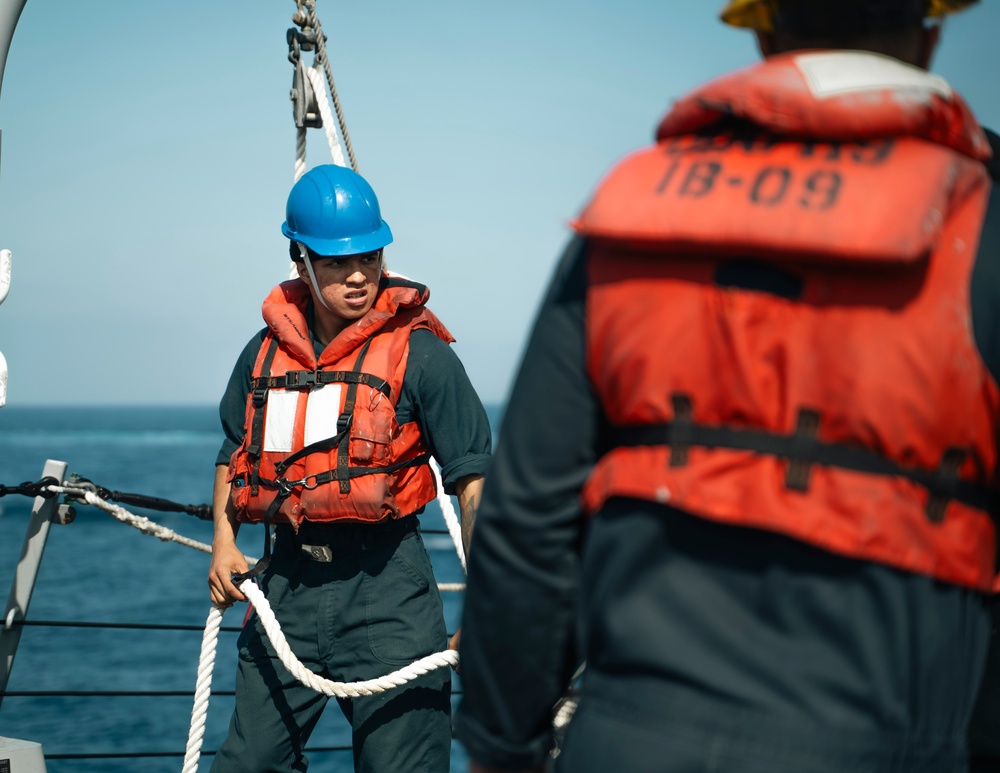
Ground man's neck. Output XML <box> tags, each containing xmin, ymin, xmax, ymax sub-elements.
<box><xmin>307</xmin><ymin>304</ymin><xmax>349</xmax><ymax>351</ymax></box>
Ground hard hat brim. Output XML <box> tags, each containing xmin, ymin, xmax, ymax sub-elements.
<box><xmin>282</xmin><ymin>221</ymin><xmax>394</xmax><ymax>257</ymax></box>
<box><xmin>720</xmin><ymin>0</ymin><xmax>979</xmax><ymax>30</ymax></box>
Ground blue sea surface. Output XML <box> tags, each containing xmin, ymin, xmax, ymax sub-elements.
<box><xmin>0</xmin><ymin>405</ymin><xmax>497</xmax><ymax>772</ymax></box>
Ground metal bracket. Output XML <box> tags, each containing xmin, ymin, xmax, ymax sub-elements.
<box><xmin>288</xmin><ymin>28</ymin><xmax>322</xmax><ymax>129</ymax></box>
<box><xmin>0</xmin><ymin>459</ymin><xmax>69</xmax><ymax>710</ymax></box>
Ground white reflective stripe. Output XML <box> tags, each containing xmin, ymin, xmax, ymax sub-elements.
<box><xmin>263</xmin><ymin>390</ymin><xmax>299</xmax><ymax>453</ymax></box>
<box><xmin>795</xmin><ymin>52</ymin><xmax>952</xmax><ymax>101</ymax></box>
<box><xmin>304</xmin><ymin>384</ymin><xmax>343</xmax><ymax>447</ymax></box>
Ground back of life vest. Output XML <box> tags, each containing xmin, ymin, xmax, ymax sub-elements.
<box><xmin>573</xmin><ymin>52</ymin><xmax>1000</xmax><ymax>592</ymax></box>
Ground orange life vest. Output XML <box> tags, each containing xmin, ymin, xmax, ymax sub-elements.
<box><xmin>573</xmin><ymin>51</ymin><xmax>1000</xmax><ymax>591</ymax></box>
<box><xmin>227</xmin><ymin>274</ymin><xmax>453</xmax><ymax>530</ymax></box>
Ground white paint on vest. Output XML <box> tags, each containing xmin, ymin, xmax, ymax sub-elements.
<box><xmin>795</xmin><ymin>51</ymin><xmax>952</xmax><ymax>101</ymax></box>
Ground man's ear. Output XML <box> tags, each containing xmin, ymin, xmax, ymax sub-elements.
<box><xmin>755</xmin><ymin>30</ymin><xmax>778</xmax><ymax>57</ymax></box>
<box><xmin>295</xmin><ymin>261</ymin><xmax>310</xmax><ymax>284</ymax></box>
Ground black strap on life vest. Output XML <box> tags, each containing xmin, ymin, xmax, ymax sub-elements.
<box><xmin>257</xmin><ymin>452</ymin><xmax>431</xmax><ymax>493</ymax></box>
<box><xmin>234</xmin><ymin>451</ymin><xmax>432</xmax><ymax>584</ymax></box>
<box><xmin>268</xmin><ymin>338</ymin><xmax>379</xmax><ymax>477</ymax></box>
<box><xmin>337</xmin><ymin>338</ymin><xmax>374</xmax><ymax>494</ymax></box>
<box><xmin>252</xmin><ymin>369</ymin><xmax>390</xmax><ymax>397</ymax></box>
<box><xmin>607</xmin><ymin>395</ymin><xmax>996</xmax><ymax>520</ymax></box>
<box><xmin>230</xmin><ymin>489</ymin><xmax>284</xmax><ymax>585</ymax></box>
<box><xmin>247</xmin><ymin>336</ymin><xmax>281</xmax><ymax>496</ymax></box>
<box><xmin>236</xmin><ymin>337</ymin><xmax>386</xmax><ymax>585</ymax></box>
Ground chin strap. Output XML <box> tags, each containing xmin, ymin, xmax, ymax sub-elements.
<box><xmin>298</xmin><ymin>242</ymin><xmax>332</xmax><ymax>311</ymax></box>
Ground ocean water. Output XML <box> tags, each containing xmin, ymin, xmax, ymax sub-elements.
<box><xmin>0</xmin><ymin>405</ymin><xmax>496</xmax><ymax>772</ymax></box>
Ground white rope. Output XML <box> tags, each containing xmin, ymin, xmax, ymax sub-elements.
<box><xmin>430</xmin><ymin>458</ymin><xmax>467</xmax><ymax>574</ymax></box>
<box><xmin>294</xmin><ymin>125</ymin><xmax>307</xmax><ymax>183</ymax></box>
<box><xmin>45</xmin><ymin>485</ymin><xmax>236</xmax><ymax>558</ymax></box>
<box><xmin>181</xmin><ymin>604</ymin><xmax>223</xmax><ymax>773</ymax></box>
<box><xmin>306</xmin><ymin>65</ymin><xmax>346</xmax><ymax>167</ymax></box>
<box><xmin>241</xmin><ymin>578</ymin><xmax>458</xmax><ymax>698</ymax></box>
<box><xmin>43</xmin><ymin>483</ymin><xmax>460</xmax><ymax>591</ymax></box>
<box><xmin>303</xmin><ymin>0</ymin><xmax>357</xmax><ymax>172</ymax></box>
<box><xmin>34</xmin><ymin>482</ymin><xmax>467</xmax><ymax>771</ymax></box>
<box><xmin>179</xmin><ymin>580</ymin><xmax>461</xmax><ymax>769</ymax></box>
<box><xmin>553</xmin><ymin>697</ymin><xmax>578</xmax><ymax>730</ymax></box>
<box><xmin>290</xmin><ymin>126</ymin><xmax>308</xmax><ymax>281</ymax></box>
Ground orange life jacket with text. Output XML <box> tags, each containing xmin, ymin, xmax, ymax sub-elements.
<box><xmin>573</xmin><ymin>51</ymin><xmax>1000</xmax><ymax>591</ymax></box>
<box><xmin>227</xmin><ymin>274</ymin><xmax>453</xmax><ymax>530</ymax></box>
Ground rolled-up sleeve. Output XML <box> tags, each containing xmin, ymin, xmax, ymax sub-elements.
<box><xmin>405</xmin><ymin>329</ymin><xmax>493</xmax><ymax>492</ymax></box>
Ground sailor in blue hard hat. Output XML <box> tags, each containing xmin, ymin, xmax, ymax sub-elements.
<box><xmin>209</xmin><ymin>162</ymin><xmax>492</xmax><ymax>773</ymax></box>
<box><xmin>282</xmin><ymin>164</ymin><xmax>393</xmax><ymax>325</ymax></box>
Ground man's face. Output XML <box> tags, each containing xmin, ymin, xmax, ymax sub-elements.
<box><xmin>299</xmin><ymin>250</ymin><xmax>382</xmax><ymax>324</ymax></box>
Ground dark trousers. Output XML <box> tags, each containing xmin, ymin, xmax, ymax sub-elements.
<box><xmin>211</xmin><ymin>518</ymin><xmax>452</xmax><ymax>773</ymax></box>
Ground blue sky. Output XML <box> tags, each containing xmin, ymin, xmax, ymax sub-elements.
<box><xmin>0</xmin><ymin>1</ymin><xmax>997</xmax><ymax>407</ymax></box>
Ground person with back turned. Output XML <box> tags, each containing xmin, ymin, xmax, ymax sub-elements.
<box><xmin>207</xmin><ymin>163</ymin><xmax>492</xmax><ymax>772</ymax></box>
<box><xmin>454</xmin><ymin>2</ymin><xmax>1000</xmax><ymax>771</ymax></box>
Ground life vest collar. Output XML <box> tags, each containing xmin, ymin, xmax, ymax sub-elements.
<box><xmin>657</xmin><ymin>50</ymin><xmax>991</xmax><ymax>163</ymax></box>
<box><xmin>260</xmin><ymin>273</ymin><xmax>449</xmax><ymax>369</ymax></box>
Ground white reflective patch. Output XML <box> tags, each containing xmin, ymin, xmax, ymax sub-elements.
<box><xmin>263</xmin><ymin>390</ymin><xmax>299</xmax><ymax>453</ymax></box>
<box><xmin>304</xmin><ymin>384</ymin><xmax>343</xmax><ymax>447</ymax></box>
<box><xmin>795</xmin><ymin>52</ymin><xmax>952</xmax><ymax>101</ymax></box>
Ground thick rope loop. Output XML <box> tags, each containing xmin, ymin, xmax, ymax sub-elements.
<box><xmin>241</xmin><ymin>579</ymin><xmax>458</xmax><ymax>698</ymax></box>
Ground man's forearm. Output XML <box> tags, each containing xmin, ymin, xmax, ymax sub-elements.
<box><xmin>212</xmin><ymin>464</ymin><xmax>240</xmax><ymax>546</ymax></box>
<box><xmin>455</xmin><ymin>474</ymin><xmax>484</xmax><ymax>559</ymax></box>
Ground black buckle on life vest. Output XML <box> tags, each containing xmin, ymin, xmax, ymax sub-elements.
<box><xmin>284</xmin><ymin>370</ymin><xmax>319</xmax><ymax>389</ymax></box>
<box><xmin>926</xmin><ymin>447</ymin><xmax>966</xmax><ymax>523</ymax></box>
<box><xmin>251</xmin><ymin>385</ymin><xmax>268</xmax><ymax>407</ymax></box>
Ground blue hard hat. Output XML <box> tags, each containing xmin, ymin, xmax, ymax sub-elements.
<box><xmin>281</xmin><ymin>164</ymin><xmax>393</xmax><ymax>256</ymax></box>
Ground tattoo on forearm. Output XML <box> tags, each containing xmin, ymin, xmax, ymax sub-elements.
<box><xmin>460</xmin><ymin>493</ymin><xmax>479</xmax><ymax>558</ymax></box>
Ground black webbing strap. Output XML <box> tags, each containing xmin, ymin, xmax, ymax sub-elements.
<box><xmin>231</xmin><ymin>489</ymin><xmax>287</xmax><ymax>585</ymax></box>
<box><xmin>607</xmin><ymin>411</ymin><xmax>996</xmax><ymax>517</ymax></box>
<box><xmin>252</xmin><ymin>369</ymin><xmax>391</xmax><ymax>397</ymax></box>
<box><xmin>248</xmin><ymin>337</ymin><xmax>281</xmax><ymax>496</ymax></box>
<box><xmin>337</xmin><ymin>338</ymin><xmax>375</xmax><ymax>495</ymax></box>
<box><xmin>240</xmin><ymin>452</ymin><xmax>432</xmax><ymax>582</ymax></box>
<box><xmin>275</xmin><ymin>422</ymin><xmax>350</xmax><ymax>476</ymax></box>
<box><xmin>257</xmin><ymin>453</ymin><xmax>432</xmax><ymax>491</ymax></box>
